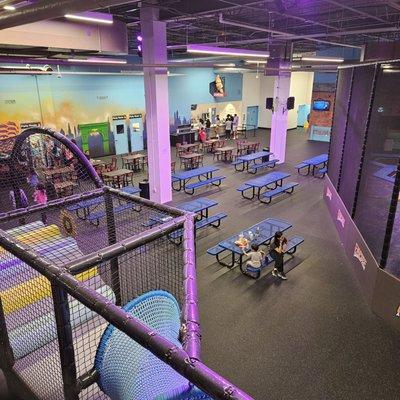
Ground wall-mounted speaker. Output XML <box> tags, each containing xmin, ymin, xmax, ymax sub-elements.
<box><xmin>287</xmin><ymin>96</ymin><xmax>295</xmax><ymax>110</ymax></box>
<box><xmin>266</xmin><ymin>97</ymin><xmax>274</xmax><ymax>110</ymax></box>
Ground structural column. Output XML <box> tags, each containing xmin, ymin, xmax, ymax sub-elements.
<box><xmin>141</xmin><ymin>6</ymin><xmax>172</xmax><ymax>203</ymax></box>
<box><xmin>269</xmin><ymin>63</ymin><xmax>291</xmax><ymax>163</ymax></box>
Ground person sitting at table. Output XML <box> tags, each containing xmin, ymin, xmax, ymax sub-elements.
<box><xmin>270</xmin><ymin>231</ymin><xmax>288</xmax><ymax>280</ymax></box>
<box><xmin>243</xmin><ymin>244</ymin><xmax>264</xmax><ymax>271</ymax></box>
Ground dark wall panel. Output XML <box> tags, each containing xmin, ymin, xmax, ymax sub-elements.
<box><xmin>328</xmin><ymin>68</ymin><xmax>353</xmax><ymax>189</ymax></box>
<box><xmin>338</xmin><ymin>65</ymin><xmax>376</xmax><ymax>212</ymax></box>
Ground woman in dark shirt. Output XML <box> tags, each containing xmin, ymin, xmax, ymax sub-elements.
<box><xmin>270</xmin><ymin>231</ymin><xmax>288</xmax><ymax>280</ymax></box>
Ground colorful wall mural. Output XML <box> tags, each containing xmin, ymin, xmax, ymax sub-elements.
<box><xmin>0</xmin><ymin>68</ymin><xmax>244</xmax><ymax>156</ymax></box>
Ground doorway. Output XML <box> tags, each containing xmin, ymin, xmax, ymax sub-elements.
<box><xmin>246</xmin><ymin>106</ymin><xmax>259</xmax><ymax>129</ymax></box>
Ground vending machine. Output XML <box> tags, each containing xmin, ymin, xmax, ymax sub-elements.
<box><xmin>129</xmin><ymin>113</ymin><xmax>144</xmax><ymax>152</ymax></box>
<box><xmin>111</xmin><ymin>115</ymin><xmax>129</xmax><ymax>155</ymax></box>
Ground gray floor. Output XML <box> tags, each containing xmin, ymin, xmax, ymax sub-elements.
<box><xmin>2</xmin><ymin>129</ymin><xmax>400</xmax><ymax>400</ymax></box>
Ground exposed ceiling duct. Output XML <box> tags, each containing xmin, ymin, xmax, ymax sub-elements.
<box><xmin>0</xmin><ymin>0</ymin><xmax>138</xmax><ymax>30</ymax></box>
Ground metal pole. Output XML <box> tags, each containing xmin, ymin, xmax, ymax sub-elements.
<box><xmin>0</xmin><ymin>297</ymin><xmax>14</xmax><ymax>370</ymax></box>
<box><xmin>103</xmin><ymin>190</ymin><xmax>121</xmax><ymax>305</ymax></box>
<box><xmin>51</xmin><ymin>283</ymin><xmax>79</xmax><ymax>400</ymax></box>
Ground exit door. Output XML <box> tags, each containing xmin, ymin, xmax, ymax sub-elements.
<box><xmin>246</xmin><ymin>106</ymin><xmax>259</xmax><ymax>129</ymax></box>
<box><xmin>112</xmin><ymin>118</ymin><xmax>129</xmax><ymax>155</ymax></box>
<box><xmin>129</xmin><ymin>114</ymin><xmax>144</xmax><ymax>152</ymax></box>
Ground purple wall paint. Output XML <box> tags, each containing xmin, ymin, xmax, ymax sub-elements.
<box><xmin>325</xmin><ymin>177</ymin><xmax>400</xmax><ymax>332</ymax></box>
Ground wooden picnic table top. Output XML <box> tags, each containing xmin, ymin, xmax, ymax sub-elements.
<box><xmin>54</xmin><ymin>181</ymin><xmax>78</xmax><ymax>190</ymax></box>
<box><xmin>122</xmin><ymin>153</ymin><xmax>147</xmax><ymax>161</ymax></box>
<box><xmin>218</xmin><ymin>146</ymin><xmax>236</xmax><ymax>152</ymax></box>
<box><xmin>102</xmin><ymin>168</ymin><xmax>133</xmax><ymax>178</ymax></box>
<box><xmin>180</xmin><ymin>143</ymin><xmax>199</xmax><ymax>149</ymax></box>
<box><xmin>43</xmin><ymin>166</ymin><xmax>74</xmax><ymax>176</ymax></box>
<box><xmin>179</xmin><ymin>152</ymin><xmax>202</xmax><ymax>159</ymax></box>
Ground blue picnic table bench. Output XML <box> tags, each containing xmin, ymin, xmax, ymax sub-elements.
<box><xmin>237</xmin><ymin>171</ymin><xmax>298</xmax><ymax>204</ymax></box>
<box><xmin>145</xmin><ymin>197</ymin><xmax>227</xmax><ymax>243</ymax></box>
<box><xmin>232</xmin><ymin>151</ymin><xmax>279</xmax><ymax>173</ymax></box>
<box><xmin>295</xmin><ymin>153</ymin><xmax>328</xmax><ymax>177</ymax></box>
<box><xmin>171</xmin><ymin>166</ymin><xmax>226</xmax><ymax>195</ymax></box>
<box><xmin>206</xmin><ymin>218</ymin><xmax>304</xmax><ymax>278</ymax></box>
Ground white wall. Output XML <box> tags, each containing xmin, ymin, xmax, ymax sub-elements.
<box><xmin>288</xmin><ymin>72</ymin><xmax>314</xmax><ymax>129</ymax></box>
<box><xmin>240</xmin><ymin>71</ymin><xmax>314</xmax><ymax>130</ymax></box>
<box><xmin>257</xmin><ymin>75</ymin><xmax>275</xmax><ymax>129</ymax></box>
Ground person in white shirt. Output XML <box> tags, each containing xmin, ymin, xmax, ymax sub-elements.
<box><xmin>225</xmin><ymin>116</ymin><xmax>233</xmax><ymax>139</ymax></box>
<box><xmin>243</xmin><ymin>244</ymin><xmax>265</xmax><ymax>270</ymax></box>
<box><xmin>232</xmin><ymin>114</ymin><xmax>239</xmax><ymax>139</ymax></box>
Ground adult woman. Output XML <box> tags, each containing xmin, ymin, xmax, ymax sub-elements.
<box><xmin>270</xmin><ymin>231</ymin><xmax>288</xmax><ymax>280</ymax></box>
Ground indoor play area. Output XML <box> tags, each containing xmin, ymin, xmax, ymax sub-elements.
<box><xmin>0</xmin><ymin>128</ymin><xmax>250</xmax><ymax>400</ymax></box>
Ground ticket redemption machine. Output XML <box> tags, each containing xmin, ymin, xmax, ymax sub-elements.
<box><xmin>112</xmin><ymin>115</ymin><xmax>129</xmax><ymax>155</ymax></box>
<box><xmin>129</xmin><ymin>113</ymin><xmax>144</xmax><ymax>152</ymax></box>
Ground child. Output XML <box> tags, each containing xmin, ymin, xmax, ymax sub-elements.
<box><xmin>33</xmin><ymin>183</ymin><xmax>48</xmax><ymax>224</ymax></box>
<box><xmin>243</xmin><ymin>244</ymin><xmax>265</xmax><ymax>271</ymax></box>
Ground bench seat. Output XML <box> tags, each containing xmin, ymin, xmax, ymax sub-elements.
<box><xmin>121</xmin><ymin>185</ymin><xmax>141</xmax><ymax>195</ymax></box>
<box><xmin>206</xmin><ymin>245</ymin><xmax>225</xmax><ymax>256</ymax></box>
<box><xmin>248</xmin><ymin>159</ymin><xmax>279</xmax><ymax>173</ymax></box>
<box><xmin>87</xmin><ymin>203</ymin><xmax>134</xmax><ymax>225</ymax></box>
<box><xmin>236</xmin><ymin>183</ymin><xmax>251</xmax><ymax>193</ymax></box>
<box><xmin>231</xmin><ymin>160</ymin><xmax>243</xmax><ymax>166</ymax></box>
<box><xmin>294</xmin><ymin>162</ymin><xmax>308</xmax><ymax>170</ymax></box>
<box><xmin>260</xmin><ymin>182</ymin><xmax>299</xmax><ymax>204</ymax></box>
<box><xmin>317</xmin><ymin>167</ymin><xmax>327</xmax><ymax>178</ymax></box>
<box><xmin>169</xmin><ymin>213</ymin><xmax>227</xmax><ymax>241</ymax></box>
<box><xmin>184</xmin><ymin>176</ymin><xmax>226</xmax><ymax>195</ymax></box>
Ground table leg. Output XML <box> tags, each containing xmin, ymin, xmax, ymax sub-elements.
<box><xmin>217</xmin><ymin>251</ymin><xmax>236</xmax><ymax>268</ymax></box>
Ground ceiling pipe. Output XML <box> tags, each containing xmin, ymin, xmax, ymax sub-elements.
<box><xmin>324</xmin><ymin>0</ymin><xmax>392</xmax><ymax>25</ymax></box>
<box><xmin>219</xmin><ymin>14</ymin><xmax>363</xmax><ymax>49</ymax></box>
<box><xmin>0</xmin><ymin>0</ymin><xmax>138</xmax><ymax>30</ymax></box>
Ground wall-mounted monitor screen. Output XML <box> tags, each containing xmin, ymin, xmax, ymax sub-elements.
<box><xmin>313</xmin><ymin>100</ymin><xmax>330</xmax><ymax>111</ymax></box>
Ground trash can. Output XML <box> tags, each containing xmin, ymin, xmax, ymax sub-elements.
<box><xmin>139</xmin><ymin>179</ymin><xmax>150</xmax><ymax>200</ymax></box>
<box><xmin>262</xmin><ymin>147</ymin><xmax>270</xmax><ymax>162</ymax></box>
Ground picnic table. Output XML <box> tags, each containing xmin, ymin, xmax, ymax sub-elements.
<box><xmin>233</xmin><ymin>150</ymin><xmax>274</xmax><ymax>172</ymax></box>
<box><xmin>177</xmin><ymin>197</ymin><xmax>218</xmax><ymax>219</ymax></box>
<box><xmin>102</xmin><ymin>168</ymin><xmax>133</xmax><ymax>188</ymax></box>
<box><xmin>237</xmin><ymin>171</ymin><xmax>291</xmax><ymax>200</ymax></box>
<box><xmin>180</xmin><ymin>143</ymin><xmax>199</xmax><ymax>153</ymax></box>
<box><xmin>215</xmin><ymin>146</ymin><xmax>236</xmax><ymax>162</ymax></box>
<box><xmin>296</xmin><ymin>153</ymin><xmax>328</xmax><ymax>176</ymax></box>
<box><xmin>122</xmin><ymin>153</ymin><xmax>147</xmax><ymax>172</ymax></box>
<box><xmin>90</xmin><ymin>159</ymin><xmax>106</xmax><ymax>167</ymax></box>
<box><xmin>172</xmin><ymin>166</ymin><xmax>219</xmax><ymax>192</ymax></box>
<box><xmin>211</xmin><ymin>218</ymin><xmax>292</xmax><ymax>268</ymax></box>
<box><xmin>179</xmin><ymin>152</ymin><xmax>202</xmax><ymax>170</ymax></box>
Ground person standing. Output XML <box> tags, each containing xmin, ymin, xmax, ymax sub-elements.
<box><xmin>33</xmin><ymin>183</ymin><xmax>48</xmax><ymax>224</ymax></box>
<box><xmin>232</xmin><ymin>114</ymin><xmax>239</xmax><ymax>139</ymax></box>
<box><xmin>225</xmin><ymin>116</ymin><xmax>233</xmax><ymax>139</ymax></box>
<box><xmin>270</xmin><ymin>231</ymin><xmax>288</xmax><ymax>280</ymax></box>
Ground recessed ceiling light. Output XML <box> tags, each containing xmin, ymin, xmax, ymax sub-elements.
<box><xmin>245</xmin><ymin>60</ymin><xmax>267</xmax><ymax>65</ymax></box>
<box><xmin>3</xmin><ymin>5</ymin><xmax>16</xmax><ymax>11</ymax></box>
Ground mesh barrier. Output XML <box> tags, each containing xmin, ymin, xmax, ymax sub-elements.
<box><xmin>0</xmin><ymin>128</ymin><xmax>251</xmax><ymax>400</ymax></box>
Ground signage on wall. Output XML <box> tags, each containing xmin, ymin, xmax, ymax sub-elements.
<box><xmin>336</xmin><ymin>209</ymin><xmax>345</xmax><ymax>228</ymax></box>
<box><xmin>129</xmin><ymin>114</ymin><xmax>142</xmax><ymax>119</ymax></box>
<box><xmin>20</xmin><ymin>122</ymin><xmax>41</xmax><ymax>129</ymax></box>
<box><xmin>209</xmin><ymin>75</ymin><xmax>226</xmax><ymax>98</ymax></box>
<box><xmin>326</xmin><ymin>186</ymin><xmax>332</xmax><ymax>200</ymax></box>
<box><xmin>353</xmin><ymin>243</ymin><xmax>367</xmax><ymax>271</ymax></box>
<box><xmin>112</xmin><ymin>115</ymin><xmax>127</xmax><ymax>121</ymax></box>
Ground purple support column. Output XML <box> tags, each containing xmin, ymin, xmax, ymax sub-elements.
<box><xmin>269</xmin><ymin>63</ymin><xmax>291</xmax><ymax>164</ymax></box>
<box><xmin>141</xmin><ymin>6</ymin><xmax>172</xmax><ymax>203</ymax></box>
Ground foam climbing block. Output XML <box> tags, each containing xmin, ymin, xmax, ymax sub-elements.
<box><xmin>2</xmin><ymin>266</ymin><xmax>98</xmax><ymax>315</ymax></box>
<box><xmin>9</xmin><ymin>285</ymin><xmax>115</xmax><ymax>359</ymax></box>
<box><xmin>0</xmin><ymin>238</ymin><xmax>78</xmax><ymax>278</ymax></box>
<box><xmin>0</xmin><ymin>225</ymin><xmax>62</xmax><ymax>259</ymax></box>
<box><xmin>6</xmin><ymin>221</ymin><xmax>44</xmax><ymax>236</ymax></box>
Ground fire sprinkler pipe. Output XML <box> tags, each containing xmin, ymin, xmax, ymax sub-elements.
<box><xmin>0</xmin><ymin>0</ymin><xmax>139</xmax><ymax>30</ymax></box>
<box><xmin>218</xmin><ymin>14</ymin><xmax>363</xmax><ymax>49</ymax></box>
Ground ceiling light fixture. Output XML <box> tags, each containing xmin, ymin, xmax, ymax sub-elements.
<box><xmin>187</xmin><ymin>44</ymin><xmax>269</xmax><ymax>58</ymax></box>
<box><xmin>3</xmin><ymin>5</ymin><xmax>16</xmax><ymax>10</ymax></box>
<box><xmin>214</xmin><ymin>63</ymin><xmax>236</xmax><ymax>67</ymax></box>
<box><xmin>300</xmin><ymin>56</ymin><xmax>344</xmax><ymax>63</ymax></box>
<box><xmin>245</xmin><ymin>60</ymin><xmax>267</xmax><ymax>65</ymax></box>
<box><xmin>67</xmin><ymin>58</ymin><xmax>127</xmax><ymax>65</ymax></box>
<box><xmin>65</xmin><ymin>11</ymin><xmax>113</xmax><ymax>25</ymax></box>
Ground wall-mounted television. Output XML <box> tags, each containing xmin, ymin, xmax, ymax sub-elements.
<box><xmin>313</xmin><ymin>99</ymin><xmax>330</xmax><ymax>111</ymax></box>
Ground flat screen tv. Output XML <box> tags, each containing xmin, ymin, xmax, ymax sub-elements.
<box><xmin>313</xmin><ymin>99</ymin><xmax>330</xmax><ymax>111</ymax></box>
